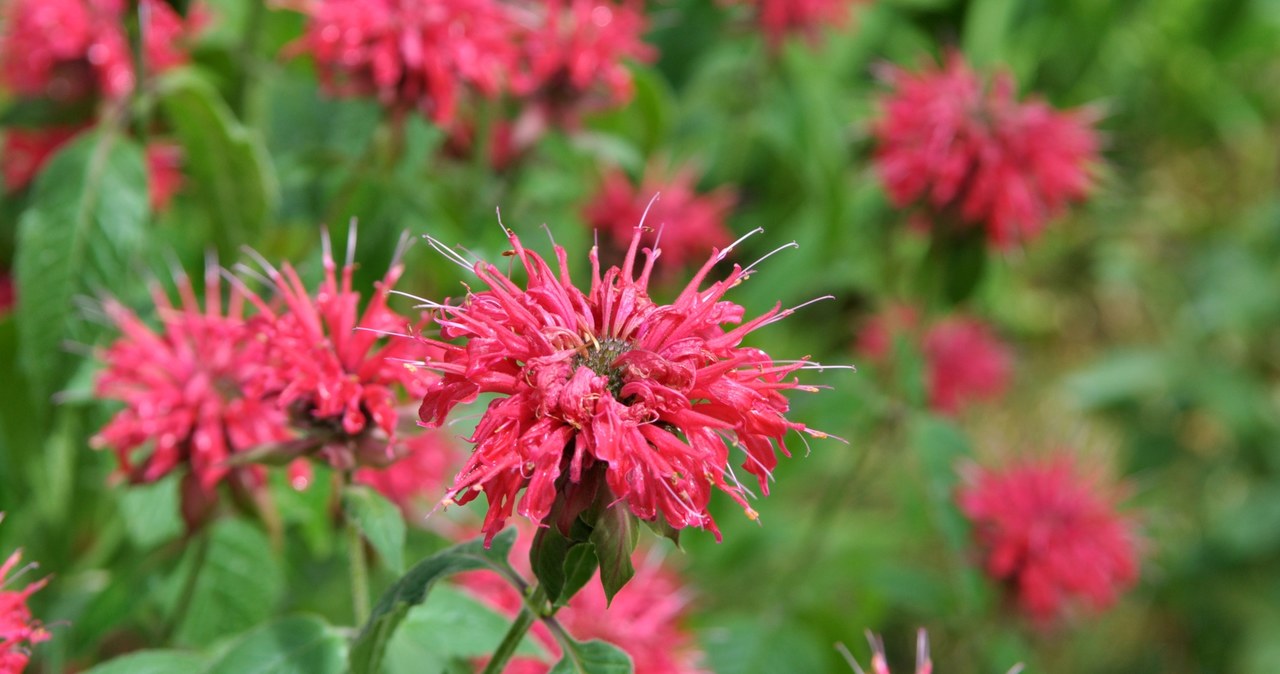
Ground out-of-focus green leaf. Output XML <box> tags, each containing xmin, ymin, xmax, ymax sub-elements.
<box><xmin>176</xmin><ymin>518</ymin><xmax>285</xmax><ymax>647</ymax></box>
<box><xmin>382</xmin><ymin>585</ymin><xmax>545</xmax><ymax>674</ymax></box>
<box><xmin>14</xmin><ymin>131</ymin><xmax>147</xmax><ymax>404</ymax></box>
<box><xmin>158</xmin><ymin>69</ymin><xmax>279</xmax><ymax>253</ymax></box>
<box><xmin>203</xmin><ymin>615</ymin><xmax>346</xmax><ymax>674</ymax></box>
<box><xmin>1064</xmin><ymin>350</ymin><xmax>1170</xmax><ymax>410</ymax></box>
<box><xmin>703</xmin><ymin>616</ymin><xmax>828</xmax><ymax>674</ymax></box>
<box><xmin>349</xmin><ymin>529</ymin><xmax>516</xmax><ymax>674</ymax></box>
<box><xmin>119</xmin><ymin>476</ymin><xmax>183</xmax><ymax>549</ymax></box>
<box><xmin>344</xmin><ymin>485</ymin><xmax>406</xmax><ymax>574</ymax></box>
<box><xmin>963</xmin><ymin>0</ymin><xmax>1018</xmax><ymax>68</ymax></box>
<box><xmin>546</xmin><ymin>638</ymin><xmax>633</xmax><ymax>674</ymax></box>
<box><xmin>80</xmin><ymin>650</ymin><xmax>206</xmax><ymax>674</ymax></box>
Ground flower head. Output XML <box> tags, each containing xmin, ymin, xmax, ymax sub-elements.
<box><xmin>414</xmin><ymin>224</ymin><xmax>828</xmax><ymax>544</ymax></box>
<box><xmin>514</xmin><ymin>0</ymin><xmax>653</xmax><ymax>125</ymax></box>
<box><xmin>873</xmin><ymin>53</ymin><xmax>1099</xmax><ymax>247</ymax></box>
<box><xmin>241</xmin><ymin>230</ymin><xmax>431</xmax><ymax>470</ymax></box>
<box><xmin>584</xmin><ymin>164</ymin><xmax>735</xmax><ymax>273</ymax></box>
<box><xmin>93</xmin><ymin>262</ymin><xmax>290</xmax><ymax>525</ymax></box>
<box><xmin>293</xmin><ymin>0</ymin><xmax>518</xmax><ymax>124</ymax></box>
<box><xmin>0</xmin><ymin>0</ymin><xmax>195</xmax><ymax>102</ymax></box>
<box><xmin>458</xmin><ymin>528</ymin><xmax>706</xmax><ymax>674</ymax></box>
<box><xmin>957</xmin><ymin>454</ymin><xmax>1139</xmax><ymax>623</ymax></box>
<box><xmin>2</xmin><ymin>127</ymin><xmax>84</xmax><ymax>192</ymax></box>
<box><xmin>856</xmin><ymin>308</ymin><xmax>1011</xmax><ymax>416</ymax></box>
<box><xmin>0</xmin><ymin>546</ymin><xmax>50</xmax><ymax>674</ymax></box>
<box><xmin>921</xmin><ymin>316</ymin><xmax>1012</xmax><ymax>415</ymax></box>
<box><xmin>736</xmin><ymin>0</ymin><xmax>859</xmax><ymax>47</ymax></box>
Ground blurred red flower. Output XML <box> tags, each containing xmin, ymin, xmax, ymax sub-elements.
<box><xmin>0</xmin><ymin>0</ymin><xmax>196</xmax><ymax>102</ymax></box>
<box><xmin>93</xmin><ymin>264</ymin><xmax>290</xmax><ymax>527</ymax></box>
<box><xmin>737</xmin><ymin>0</ymin><xmax>859</xmax><ymax>47</ymax></box>
<box><xmin>415</xmin><ymin>226</ymin><xmax>826</xmax><ymax>545</ymax></box>
<box><xmin>242</xmin><ymin>232</ymin><xmax>431</xmax><ymax>470</ymax></box>
<box><xmin>1</xmin><ymin>127</ymin><xmax>83</xmax><ymax>192</ymax></box>
<box><xmin>354</xmin><ymin>430</ymin><xmax>460</xmax><ymax>517</ymax></box>
<box><xmin>458</xmin><ymin>529</ymin><xmax>706</xmax><ymax>674</ymax></box>
<box><xmin>583</xmin><ymin>164</ymin><xmax>735</xmax><ymax>274</ymax></box>
<box><xmin>145</xmin><ymin>141</ymin><xmax>184</xmax><ymax>212</ymax></box>
<box><xmin>957</xmin><ymin>455</ymin><xmax>1139</xmax><ymax>623</ymax></box>
<box><xmin>294</xmin><ymin>0</ymin><xmax>518</xmax><ymax>124</ymax></box>
<box><xmin>0</xmin><ymin>547</ymin><xmax>50</xmax><ymax>674</ymax></box>
<box><xmin>0</xmin><ymin>270</ymin><xmax>12</xmax><ymax>318</ymax></box>
<box><xmin>857</xmin><ymin>308</ymin><xmax>1012</xmax><ymax>416</ymax></box>
<box><xmin>873</xmin><ymin>53</ymin><xmax>1099</xmax><ymax>247</ymax></box>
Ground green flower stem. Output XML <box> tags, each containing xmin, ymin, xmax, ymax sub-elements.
<box><xmin>163</xmin><ymin>528</ymin><xmax>211</xmax><ymax>642</ymax></box>
<box><xmin>481</xmin><ymin>584</ymin><xmax>548</xmax><ymax>674</ymax></box>
<box><xmin>346</xmin><ymin>497</ymin><xmax>371</xmax><ymax>625</ymax></box>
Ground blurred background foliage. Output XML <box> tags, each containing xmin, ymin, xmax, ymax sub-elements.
<box><xmin>1</xmin><ymin>0</ymin><xmax>1279</xmax><ymax>671</ymax></box>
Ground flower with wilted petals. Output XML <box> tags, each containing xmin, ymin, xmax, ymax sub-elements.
<box><xmin>514</xmin><ymin>0</ymin><xmax>653</xmax><ymax>125</ymax></box>
<box><xmin>93</xmin><ymin>263</ymin><xmax>290</xmax><ymax>528</ymax></box>
<box><xmin>735</xmin><ymin>0</ymin><xmax>860</xmax><ymax>47</ymax></box>
<box><xmin>355</xmin><ymin>430</ymin><xmax>460</xmax><ymax>517</ymax></box>
<box><xmin>0</xmin><ymin>543</ymin><xmax>50</xmax><ymax>674</ymax></box>
<box><xmin>413</xmin><ymin>223</ymin><xmax>832</xmax><ymax>545</ymax></box>
<box><xmin>241</xmin><ymin>231</ymin><xmax>431</xmax><ymax>470</ymax></box>
<box><xmin>957</xmin><ymin>454</ymin><xmax>1139</xmax><ymax>623</ymax></box>
<box><xmin>458</xmin><ymin>528</ymin><xmax>706</xmax><ymax>674</ymax></box>
<box><xmin>584</xmin><ymin>164</ymin><xmax>735</xmax><ymax>273</ymax></box>
<box><xmin>1</xmin><ymin>127</ymin><xmax>84</xmax><ymax>192</ymax></box>
<box><xmin>292</xmin><ymin>0</ymin><xmax>518</xmax><ymax>124</ymax></box>
<box><xmin>873</xmin><ymin>53</ymin><xmax>1099</xmax><ymax>247</ymax></box>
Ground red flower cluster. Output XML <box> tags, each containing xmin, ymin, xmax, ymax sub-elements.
<box><xmin>873</xmin><ymin>54</ymin><xmax>1099</xmax><ymax>247</ymax></box>
<box><xmin>414</xmin><ymin>226</ymin><xmax>826</xmax><ymax>544</ymax></box>
<box><xmin>957</xmin><ymin>455</ymin><xmax>1139</xmax><ymax>623</ymax></box>
<box><xmin>857</xmin><ymin>307</ymin><xmax>1012</xmax><ymax>415</ymax></box>
<box><xmin>294</xmin><ymin>0</ymin><xmax>652</xmax><ymax>163</ymax></box>
<box><xmin>94</xmin><ymin>233</ymin><xmax>442</xmax><ymax>526</ymax></box>
<box><xmin>241</xmin><ymin>233</ymin><xmax>430</xmax><ymax>470</ymax></box>
<box><xmin>0</xmin><ymin>546</ymin><xmax>50</xmax><ymax>673</ymax></box>
<box><xmin>458</xmin><ymin>529</ymin><xmax>706</xmax><ymax>674</ymax></box>
<box><xmin>93</xmin><ymin>264</ymin><xmax>290</xmax><ymax>526</ymax></box>
<box><xmin>145</xmin><ymin>142</ymin><xmax>184</xmax><ymax>212</ymax></box>
<box><xmin>737</xmin><ymin>0</ymin><xmax>860</xmax><ymax>47</ymax></box>
<box><xmin>0</xmin><ymin>0</ymin><xmax>195</xmax><ymax>102</ymax></box>
<box><xmin>583</xmin><ymin>164</ymin><xmax>735</xmax><ymax>273</ymax></box>
<box><xmin>294</xmin><ymin>0</ymin><xmax>518</xmax><ymax>125</ymax></box>
<box><xmin>0</xmin><ymin>0</ymin><xmax>199</xmax><ymax>198</ymax></box>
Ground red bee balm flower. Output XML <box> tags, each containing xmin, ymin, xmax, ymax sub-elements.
<box><xmin>242</xmin><ymin>232</ymin><xmax>430</xmax><ymax>470</ymax></box>
<box><xmin>873</xmin><ymin>54</ymin><xmax>1099</xmax><ymax>247</ymax></box>
<box><xmin>293</xmin><ymin>0</ymin><xmax>518</xmax><ymax>124</ymax></box>
<box><xmin>145</xmin><ymin>141</ymin><xmax>184</xmax><ymax>212</ymax></box>
<box><xmin>957</xmin><ymin>455</ymin><xmax>1139</xmax><ymax>622</ymax></box>
<box><xmin>93</xmin><ymin>264</ymin><xmax>290</xmax><ymax>524</ymax></box>
<box><xmin>921</xmin><ymin>316</ymin><xmax>1012</xmax><ymax>415</ymax></box>
<box><xmin>0</xmin><ymin>547</ymin><xmax>50</xmax><ymax>674</ymax></box>
<box><xmin>414</xmin><ymin>225</ymin><xmax>831</xmax><ymax>544</ymax></box>
<box><xmin>584</xmin><ymin>165</ymin><xmax>735</xmax><ymax>273</ymax></box>
<box><xmin>737</xmin><ymin>0</ymin><xmax>859</xmax><ymax>47</ymax></box>
<box><xmin>0</xmin><ymin>0</ymin><xmax>196</xmax><ymax>102</ymax></box>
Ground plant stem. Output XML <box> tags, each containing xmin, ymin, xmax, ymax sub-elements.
<box><xmin>481</xmin><ymin>584</ymin><xmax>546</xmax><ymax>674</ymax></box>
<box><xmin>346</xmin><ymin>506</ymin><xmax>370</xmax><ymax>625</ymax></box>
<box><xmin>163</xmin><ymin>528</ymin><xmax>211</xmax><ymax>642</ymax></box>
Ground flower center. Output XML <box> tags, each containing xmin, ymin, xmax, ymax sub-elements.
<box><xmin>573</xmin><ymin>337</ymin><xmax>632</xmax><ymax>398</ymax></box>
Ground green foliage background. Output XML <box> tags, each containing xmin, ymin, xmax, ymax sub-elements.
<box><xmin>2</xmin><ymin>0</ymin><xmax>1279</xmax><ymax>671</ymax></box>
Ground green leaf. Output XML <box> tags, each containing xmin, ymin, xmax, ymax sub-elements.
<box><xmin>531</xmin><ymin>525</ymin><xmax>572</xmax><ymax>603</ymax></box>
<box><xmin>204</xmin><ymin>615</ymin><xmax>346</xmax><ymax>674</ymax></box>
<box><xmin>118</xmin><ymin>475</ymin><xmax>183</xmax><ymax>549</ymax></box>
<box><xmin>963</xmin><ymin>0</ymin><xmax>1018</xmax><ymax>69</ymax></box>
<box><xmin>559</xmin><ymin>543</ymin><xmax>599</xmax><ymax>608</ymax></box>
<box><xmin>14</xmin><ymin>131</ymin><xmax>148</xmax><ymax>403</ymax></box>
<box><xmin>640</xmin><ymin>517</ymin><xmax>681</xmax><ymax>549</ymax></box>
<box><xmin>588</xmin><ymin>505</ymin><xmax>638</xmax><ymax>605</ymax></box>
<box><xmin>158</xmin><ymin>69</ymin><xmax>278</xmax><ymax>254</ymax></box>
<box><xmin>176</xmin><ymin>518</ymin><xmax>285</xmax><ymax>647</ymax></box>
<box><xmin>344</xmin><ymin>485</ymin><xmax>406</xmax><ymax>574</ymax></box>
<box><xmin>81</xmin><ymin>650</ymin><xmax>206</xmax><ymax>674</ymax></box>
<box><xmin>382</xmin><ymin>586</ymin><xmax>546</xmax><ymax>674</ymax></box>
<box><xmin>547</xmin><ymin>638</ymin><xmax>633</xmax><ymax>674</ymax></box>
<box><xmin>349</xmin><ymin>528</ymin><xmax>516</xmax><ymax>674</ymax></box>
<box><xmin>918</xmin><ymin>228</ymin><xmax>988</xmax><ymax>308</ymax></box>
